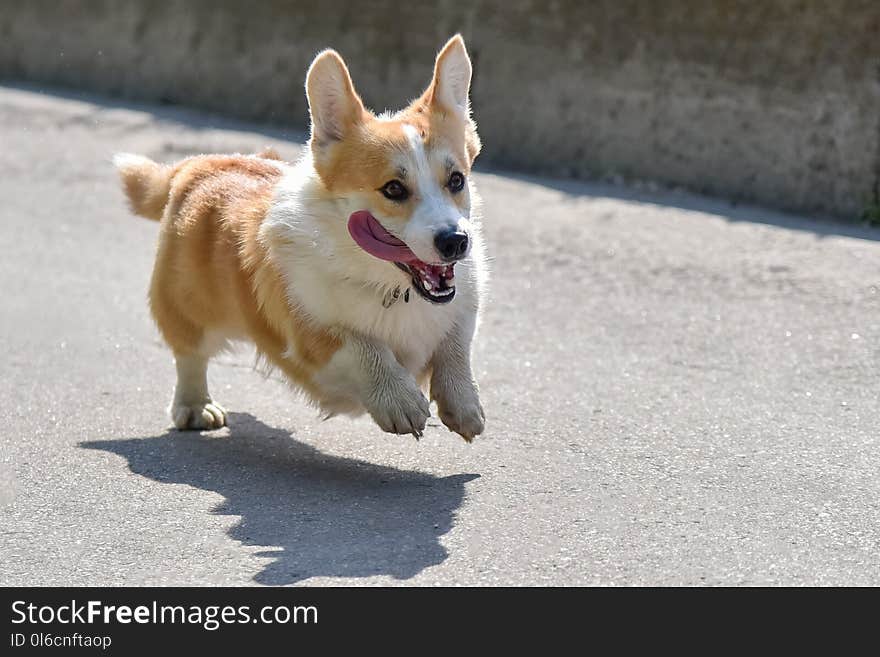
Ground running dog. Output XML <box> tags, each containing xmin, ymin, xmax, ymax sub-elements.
<box><xmin>115</xmin><ymin>36</ymin><xmax>486</xmax><ymax>441</ymax></box>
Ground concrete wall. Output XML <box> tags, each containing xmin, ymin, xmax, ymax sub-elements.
<box><xmin>2</xmin><ymin>0</ymin><xmax>878</xmax><ymax>218</ymax></box>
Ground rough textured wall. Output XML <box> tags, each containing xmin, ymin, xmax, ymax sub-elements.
<box><xmin>1</xmin><ymin>0</ymin><xmax>878</xmax><ymax>218</ymax></box>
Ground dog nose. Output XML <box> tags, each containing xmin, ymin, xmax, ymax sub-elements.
<box><xmin>434</xmin><ymin>230</ymin><xmax>469</xmax><ymax>261</ymax></box>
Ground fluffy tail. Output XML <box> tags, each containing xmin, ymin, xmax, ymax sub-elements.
<box><xmin>113</xmin><ymin>153</ymin><xmax>174</xmax><ymax>221</ymax></box>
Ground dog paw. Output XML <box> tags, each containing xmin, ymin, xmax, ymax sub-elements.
<box><xmin>435</xmin><ymin>388</ymin><xmax>485</xmax><ymax>442</ymax></box>
<box><xmin>367</xmin><ymin>379</ymin><xmax>430</xmax><ymax>438</ymax></box>
<box><xmin>171</xmin><ymin>401</ymin><xmax>227</xmax><ymax>430</ymax></box>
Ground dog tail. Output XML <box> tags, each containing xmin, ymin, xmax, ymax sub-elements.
<box><xmin>256</xmin><ymin>146</ymin><xmax>283</xmax><ymax>161</ymax></box>
<box><xmin>113</xmin><ymin>153</ymin><xmax>174</xmax><ymax>221</ymax></box>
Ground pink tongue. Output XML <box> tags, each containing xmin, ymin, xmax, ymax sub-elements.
<box><xmin>348</xmin><ymin>210</ymin><xmax>419</xmax><ymax>263</ymax></box>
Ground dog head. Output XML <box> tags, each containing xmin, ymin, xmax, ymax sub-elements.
<box><xmin>305</xmin><ymin>35</ymin><xmax>481</xmax><ymax>304</ymax></box>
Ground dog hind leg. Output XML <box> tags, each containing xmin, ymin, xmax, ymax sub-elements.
<box><xmin>150</xmin><ymin>285</ymin><xmax>228</xmax><ymax>431</ymax></box>
<box><xmin>169</xmin><ymin>351</ymin><xmax>227</xmax><ymax>430</ymax></box>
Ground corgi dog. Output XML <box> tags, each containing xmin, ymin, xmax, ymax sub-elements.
<box><xmin>114</xmin><ymin>36</ymin><xmax>486</xmax><ymax>441</ymax></box>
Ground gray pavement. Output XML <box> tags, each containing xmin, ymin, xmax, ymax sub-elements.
<box><xmin>1</xmin><ymin>85</ymin><xmax>879</xmax><ymax>586</ymax></box>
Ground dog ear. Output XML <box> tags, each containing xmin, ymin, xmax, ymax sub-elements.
<box><xmin>427</xmin><ymin>35</ymin><xmax>473</xmax><ymax>116</ymax></box>
<box><xmin>422</xmin><ymin>35</ymin><xmax>481</xmax><ymax>162</ymax></box>
<box><xmin>305</xmin><ymin>49</ymin><xmax>365</xmax><ymax>146</ymax></box>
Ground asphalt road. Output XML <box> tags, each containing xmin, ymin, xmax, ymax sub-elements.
<box><xmin>1</xmin><ymin>85</ymin><xmax>879</xmax><ymax>586</ymax></box>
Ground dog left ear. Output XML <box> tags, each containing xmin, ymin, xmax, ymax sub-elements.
<box><xmin>428</xmin><ymin>35</ymin><xmax>473</xmax><ymax>116</ymax></box>
<box><xmin>424</xmin><ymin>35</ymin><xmax>481</xmax><ymax>162</ymax></box>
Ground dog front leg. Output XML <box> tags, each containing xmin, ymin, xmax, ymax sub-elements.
<box><xmin>430</xmin><ymin>320</ymin><xmax>485</xmax><ymax>442</ymax></box>
<box><xmin>316</xmin><ymin>332</ymin><xmax>430</xmax><ymax>437</ymax></box>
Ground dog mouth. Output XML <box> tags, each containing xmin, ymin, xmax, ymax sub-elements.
<box><xmin>395</xmin><ymin>261</ymin><xmax>456</xmax><ymax>303</ymax></box>
<box><xmin>348</xmin><ymin>210</ymin><xmax>458</xmax><ymax>305</ymax></box>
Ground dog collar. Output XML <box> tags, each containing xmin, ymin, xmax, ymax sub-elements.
<box><xmin>381</xmin><ymin>286</ymin><xmax>411</xmax><ymax>308</ymax></box>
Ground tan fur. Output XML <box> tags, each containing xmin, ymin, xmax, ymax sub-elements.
<box><xmin>115</xmin><ymin>155</ymin><xmax>178</xmax><ymax>221</ymax></box>
<box><xmin>256</xmin><ymin>147</ymin><xmax>283</xmax><ymax>161</ymax></box>
<box><xmin>120</xmin><ymin>154</ymin><xmax>341</xmax><ymax>398</ymax></box>
<box><xmin>417</xmin><ymin>34</ymin><xmax>482</xmax><ymax>164</ymax></box>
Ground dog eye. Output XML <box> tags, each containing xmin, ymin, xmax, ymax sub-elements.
<box><xmin>448</xmin><ymin>172</ymin><xmax>465</xmax><ymax>193</ymax></box>
<box><xmin>380</xmin><ymin>180</ymin><xmax>409</xmax><ymax>201</ymax></box>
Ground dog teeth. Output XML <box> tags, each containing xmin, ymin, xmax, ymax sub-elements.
<box><xmin>423</xmin><ymin>280</ymin><xmax>432</xmax><ymax>291</ymax></box>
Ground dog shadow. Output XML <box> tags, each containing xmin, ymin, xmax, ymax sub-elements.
<box><xmin>81</xmin><ymin>413</ymin><xmax>478</xmax><ymax>585</ymax></box>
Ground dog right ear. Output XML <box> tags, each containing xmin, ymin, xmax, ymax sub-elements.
<box><xmin>305</xmin><ymin>50</ymin><xmax>366</xmax><ymax>147</ymax></box>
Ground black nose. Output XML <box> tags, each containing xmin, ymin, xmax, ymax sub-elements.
<box><xmin>434</xmin><ymin>230</ymin><xmax>469</xmax><ymax>261</ymax></box>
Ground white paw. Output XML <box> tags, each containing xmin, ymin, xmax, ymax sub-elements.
<box><xmin>367</xmin><ymin>378</ymin><xmax>430</xmax><ymax>438</ymax></box>
<box><xmin>434</xmin><ymin>387</ymin><xmax>485</xmax><ymax>442</ymax></box>
<box><xmin>171</xmin><ymin>400</ymin><xmax>228</xmax><ymax>430</ymax></box>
